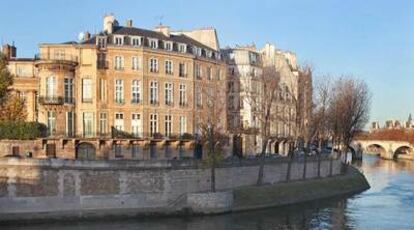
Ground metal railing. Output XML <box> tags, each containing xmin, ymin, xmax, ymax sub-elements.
<box><xmin>38</xmin><ymin>96</ymin><xmax>64</xmax><ymax>105</ymax></box>
<box><xmin>97</xmin><ymin>61</ymin><xmax>109</xmax><ymax>69</ymax></box>
<box><xmin>35</xmin><ymin>53</ymin><xmax>78</xmax><ymax>62</ymax></box>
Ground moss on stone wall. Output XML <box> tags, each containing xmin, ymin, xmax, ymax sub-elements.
<box><xmin>233</xmin><ymin>166</ymin><xmax>370</xmax><ymax>211</ymax></box>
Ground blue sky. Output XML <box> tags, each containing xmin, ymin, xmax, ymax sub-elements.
<box><xmin>1</xmin><ymin>0</ymin><xmax>413</xmax><ymax>124</ymax></box>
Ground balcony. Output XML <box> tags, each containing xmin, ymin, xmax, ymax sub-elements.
<box><xmin>35</xmin><ymin>53</ymin><xmax>78</xmax><ymax>69</ymax></box>
<box><xmin>39</xmin><ymin>96</ymin><xmax>64</xmax><ymax>105</ymax></box>
<box><xmin>97</xmin><ymin>61</ymin><xmax>109</xmax><ymax>69</ymax></box>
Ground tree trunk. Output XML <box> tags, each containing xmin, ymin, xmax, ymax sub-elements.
<box><xmin>211</xmin><ymin>161</ymin><xmax>216</xmax><ymax>192</ymax></box>
<box><xmin>256</xmin><ymin>138</ymin><xmax>268</xmax><ymax>186</ymax></box>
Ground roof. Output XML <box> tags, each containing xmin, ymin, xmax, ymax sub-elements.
<box><xmin>81</xmin><ymin>26</ymin><xmax>213</xmax><ymax>51</ymax></box>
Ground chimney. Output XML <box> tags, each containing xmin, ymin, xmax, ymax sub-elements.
<box><xmin>84</xmin><ymin>31</ymin><xmax>91</xmax><ymax>40</ymax></box>
<box><xmin>154</xmin><ymin>25</ymin><xmax>170</xmax><ymax>37</ymax></box>
<box><xmin>2</xmin><ymin>44</ymin><xmax>17</xmax><ymax>60</ymax></box>
<box><xmin>103</xmin><ymin>14</ymin><xmax>116</xmax><ymax>34</ymax></box>
<box><xmin>126</xmin><ymin>19</ymin><xmax>133</xmax><ymax>27</ymax></box>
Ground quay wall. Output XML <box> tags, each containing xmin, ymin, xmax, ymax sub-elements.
<box><xmin>0</xmin><ymin>156</ymin><xmax>345</xmax><ymax>222</ymax></box>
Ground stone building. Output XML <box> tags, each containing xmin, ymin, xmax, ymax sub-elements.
<box><xmin>3</xmin><ymin>14</ymin><xmax>227</xmax><ymax>160</ymax></box>
<box><xmin>222</xmin><ymin>43</ymin><xmax>302</xmax><ymax>156</ymax></box>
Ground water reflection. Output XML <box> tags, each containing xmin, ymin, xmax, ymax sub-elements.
<box><xmin>3</xmin><ymin>155</ymin><xmax>414</xmax><ymax>230</ymax></box>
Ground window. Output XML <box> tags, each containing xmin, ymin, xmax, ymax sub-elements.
<box><xmin>207</xmin><ymin>67</ymin><xmax>212</xmax><ymax>80</ymax></box>
<box><xmin>131</xmin><ymin>80</ymin><xmax>141</xmax><ymax>103</ymax></box>
<box><xmin>115</xmin><ymin>79</ymin><xmax>124</xmax><ymax>103</ymax></box>
<box><xmin>114</xmin><ymin>36</ymin><xmax>124</xmax><ymax>46</ymax></box>
<box><xmin>149</xmin><ymin>114</ymin><xmax>158</xmax><ymax>136</ymax></box>
<box><xmin>66</xmin><ymin>111</ymin><xmax>74</xmax><ymax>137</ymax></box>
<box><xmin>131</xmin><ymin>36</ymin><xmax>142</xmax><ymax>46</ymax></box>
<box><xmin>114</xmin><ymin>56</ymin><xmax>124</xmax><ymax>70</ymax></box>
<box><xmin>149</xmin><ymin>58</ymin><xmax>158</xmax><ymax>73</ymax></box>
<box><xmin>82</xmin><ymin>78</ymin><xmax>92</xmax><ymax>103</ymax></box>
<box><xmin>47</xmin><ymin>111</ymin><xmax>56</xmax><ymax>136</ymax></box>
<box><xmin>179</xmin><ymin>116</ymin><xmax>187</xmax><ymax>135</ymax></box>
<box><xmin>217</xmin><ymin>68</ymin><xmax>222</xmax><ymax>80</ymax></box>
<box><xmin>150</xmin><ymin>81</ymin><xmax>158</xmax><ymax>105</ymax></box>
<box><xmin>179</xmin><ymin>63</ymin><xmax>186</xmax><ymax>77</ymax></box>
<box><xmin>207</xmin><ymin>50</ymin><xmax>212</xmax><ymax>58</ymax></box>
<box><xmin>164</xmin><ymin>115</ymin><xmax>172</xmax><ymax>137</ymax></box>
<box><xmin>165</xmin><ymin>60</ymin><xmax>173</xmax><ymax>75</ymax></box>
<box><xmin>99</xmin><ymin>79</ymin><xmax>106</xmax><ymax>101</ymax></box>
<box><xmin>179</xmin><ymin>84</ymin><xmax>187</xmax><ymax>106</ymax></box>
<box><xmin>149</xmin><ymin>39</ymin><xmax>158</xmax><ymax>49</ymax></box>
<box><xmin>178</xmin><ymin>44</ymin><xmax>186</xmax><ymax>53</ymax></box>
<box><xmin>83</xmin><ymin>112</ymin><xmax>93</xmax><ymax>137</ymax></box>
<box><xmin>228</xmin><ymin>82</ymin><xmax>234</xmax><ymax>93</ymax></box>
<box><xmin>64</xmin><ymin>78</ymin><xmax>73</xmax><ymax>103</ymax></box>
<box><xmin>46</xmin><ymin>76</ymin><xmax>56</xmax><ymax>98</ymax></box>
<box><xmin>97</xmin><ymin>53</ymin><xmax>107</xmax><ymax>69</ymax></box>
<box><xmin>164</xmin><ymin>41</ymin><xmax>173</xmax><ymax>51</ymax></box>
<box><xmin>131</xmin><ymin>113</ymin><xmax>142</xmax><ymax>137</ymax></box>
<box><xmin>97</xmin><ymin>37</ymin><xmax>107</xmax><ymax>48</ymax></box>
<box><xmin>164</xmin><ymin>82</ymin><xmax>173</xmax><ymax>105</ymax></box>
<box><xmin>54</xmin><ymin>50</ymin><xmax>65</xmax><ymax>60</ymax></box>
<box><xmin>195</xmin><ymin>64</ymin><xmax>202</xmax><ymax>79</ymax></box>
<box><xmin>193</xmin><ymin>46</ymin><xmax>202</xmax><ymax>56</ymax></box>
<box><xmin>196</xmin><ymin>86</ymin><xmax>202</xmax><ymax>108</ymax></box>
<box><xmin>250</xmin><ymin>52</ymin><xmax>258</xmax><ymax>64</ymax></box>
<box><xmin>115</xmin><ymin>113</ymin><xmax>124</xmax><ymax>131</ymax></box>
<box><xmin>132</xmin><ymin>56</ymin><xmax>139</xmax><ymax>70</ymax></box>
<box><xmin>229</xmin><ymin>95</ymin><xmax>235</xmax><ymax>109</ymax></box>
<box><xmin>99</xmin><ymin>113</ymin><xmax>107</xmax><ymax>136</ymax></box>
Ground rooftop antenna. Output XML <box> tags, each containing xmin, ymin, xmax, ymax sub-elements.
<box><xmin>156</xmin><ymin>15</ymin><xmax>164</xmax><ymax>26</ymax></box>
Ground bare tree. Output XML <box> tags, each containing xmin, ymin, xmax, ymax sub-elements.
<box><xmin>246</xmin><ymin>66</ymin><xmax>280</xmax><ymax>185</ymax></box>
<box><xmin>329</xmin><ymin>77</ymin><xmax>371</xmax><ymax>157</ymax></box>
<box><xmin>296</xmin><ymin>65</ymin><xmax>313</xmax><ymax>151</ymax></box>
<box><xmin>197</xmin><ymin>76</ymin><xmax>227</xmax><ymax>192</ymax></box>
<box><xmin>311</xmin><ymin>75</ymin><xmax>334</xmax><ymax>150</ymax></box>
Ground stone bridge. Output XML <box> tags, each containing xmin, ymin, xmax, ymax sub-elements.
<box><xmin>351</xmin><ymin>140</ymin><xmax>414</xmax><ymax>160</ymax></box>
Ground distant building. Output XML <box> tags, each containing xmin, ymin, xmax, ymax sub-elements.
<box><xmin>371</xmin><ymin>114</ymin><xmax>414</xmax><ymax>132</ymax></box>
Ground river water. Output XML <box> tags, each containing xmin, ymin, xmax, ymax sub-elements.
<box><xmin>3</xmin><ymin>155</ymin><xmax>414</xmax><ymax>230</ymax></box>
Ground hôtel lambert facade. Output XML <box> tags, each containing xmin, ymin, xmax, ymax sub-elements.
<box><xmin>2</xmin><ymin>14</ymin><xmax>305</xmax><ymax>160</ymax></box>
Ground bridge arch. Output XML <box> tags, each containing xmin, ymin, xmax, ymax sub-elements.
<box><xmin>365</xmin><ymin>143</ymin><xmax>387</xmax><ymax>158</ymax></box>
<box><xmin>393</xmin><ymin>145</ymin><xmax>413</xmax><ymax>159</ymax></box>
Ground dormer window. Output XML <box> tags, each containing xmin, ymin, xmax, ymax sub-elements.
<box><xmin>207</xmin><ymin>50</ymin><xmax>212</xmax><ymax>58</ymax></box>
<box><xmin>131</xmin><ymin>36</ymin><xmax>142</xmax><ymax>47</ymax></box>
<box><xmin>114</xmin><ymin>36</ymin><xmax>124</xmax><ymax>46</ymax></box>
<box><xmin>97</xmin><ymin>37</ymin><xmax>107</xmax><ymax>48</ymax></box>
<box><xmin>178</xmin><ymin>43</ymin><xmax>186</xmax><ymax>53</ymax></box>
<box><xmin>149</xmin><ymin>38</ymin><xmax>158</xmax><ymax>49</ymax></box>
<box><xmin>164</xmin><ymin>41</ymin><xmax>173</xmax><ymax>51</ymax></box>
<box><xmin>197</xmin><ymin>48</ymin><xmax>202</xmax><ymax>56</ymax></box>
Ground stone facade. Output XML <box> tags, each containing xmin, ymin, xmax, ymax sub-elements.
<box><xmin>0</xmin><ymin>156</ymin><xmax>342</xmax><ymax>221</ymax></box>
<box><xmin>222</xmin><ymin>43</ymin><xmax>304</xmax><ymax>156</ymax></box>
<box><xmin>3</xmin><ymin>14</ymin><xmax>228</xmax><ymax>160</ymax></box>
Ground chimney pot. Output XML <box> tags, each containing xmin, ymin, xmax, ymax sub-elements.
<box><xmin>126</xmin><ymin>19</ymin><xmax>133</xmax><ymax>27</ymax></box>
<box><xmin>84</xmin><ymin>31</ymin><xmax>91</xmax><ymax>40</ymax></box>
<box><xmin>2</xmin><ymin>44</ymin><xmax>16</xmax><ymax>60</ymax></box>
